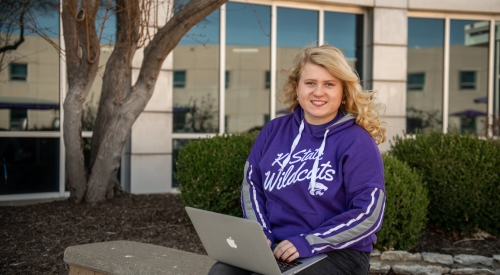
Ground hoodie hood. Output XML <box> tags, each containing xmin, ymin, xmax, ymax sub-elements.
<box><xmin>278</xmin><ymin>106</ymin><xmax>356</xmax><ymax>195</ymax></box>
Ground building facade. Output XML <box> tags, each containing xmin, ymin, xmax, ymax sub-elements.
<box><xmin>1</xmin><ymin>0</ymin><xmax>499</xmax><ymax>202</ymax></box>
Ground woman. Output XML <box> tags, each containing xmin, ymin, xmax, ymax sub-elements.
<box><xmin>209</xmin><ymin>45</ymin><xmax>386</xmax><ymax>275</ymax></box>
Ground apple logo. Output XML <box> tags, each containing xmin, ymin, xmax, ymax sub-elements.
<box><xmin>226</xmin><ymin>237</ymin><xmax>237</xmax><ymax>248</ymax></box>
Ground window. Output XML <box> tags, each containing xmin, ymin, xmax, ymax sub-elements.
<box><xmin>324</xmin><ymin>11</ymin><xmax>364</xmax><ymax>80</ymax></box>
<box><xmin>407</xmin><ymin>73</ymin><xmax>425</xmax><ymax>91</ymax></box>
<box><xmin>172</xmin><ymin>106</ymin><xmax>190</xmax><ymax>132</ymax></box>
<box><xmin>459</xmin><ymin>71</ymin><xmax>476</xmax><ymax>90</ymax></box>
<box><xmin>10</xmin><ymin>109</ymin><xmax>28</xmax><ymax>131</ymax></box>
<box><xmin>406</xmin><ymin>117</ymin><xmax>423</xmax><ymax>134</ymax></box>
<box><xmin>265</xmin><ymin>71</ymin><xmax>270</xmax><ymax>89</ymax></box>
<box><xmin>264</xmin><ymin>114</ymin><xmax>270</xmax><ymax>124</ymax></box>
<box><xmin>276</xmin><ymin>7</ymin><xmax>318</xmax><ymax>116</ymax></box>
<box><xmin>460</xmin><ymin>117</ymin><xmax>476</xmax><ymax>134</ymax></box>
<box><xmin>407</xmin><ymin>18</ymin><xmax>444</xmax><ymax>134</ymax></box>
<box><xmin>173</xmin><ymin>8</ymin><xmax>219</xmax><ymax>134</ymax></box>
<box><xmin>173</xmin><ymin>70</ymin><xmax>186</xmax><ymax>88</ymax></box>
<box><xmin>10</xmin><ymin>63</ymin><xmax>28</xmax><ymax>81</ymax></box>
<box><xmin>449</xmin><ymin>20</ymin><xmax>488</xmax><ymax>134</ymax></box>
<box><xmin>225</xmin><ymin>2</ymin><xmax>270</xmax><ymax>133</ymax></box>
<box><xmin>0</xmin><ymin>137</ymin><xmax>60</xmax><ymax>195</ymax></box>
<box><xmin>225</xmin><ymin>70</ymin><xmax>230</xmax><ymax>89</ymax></box>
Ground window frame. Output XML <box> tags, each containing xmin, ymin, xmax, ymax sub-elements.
<box><xmin>407</xmin><ymin>72</ymin><xmax>426</xmax><ymax>91</ymax></box>
<box><xmin>407</xmin><ymin>12</ymin><xmax>499</xmax><ymax>136</ymax></box>
<box><xmin>9</xmin><ymin>63</ymin><xmax>28</xmax><ymax>81</ymax></box>
<box><xmin>459</xmin><ymin>70</ymin><xmax>477</xmax><ymax>90</ymax></box>
<box><xmin>225</xmin><ymin>70</ymin><xmax>230</xmax><ymax>89</ymax></box>
<box><xmin>173</xmin><ymin>70</ymin><xmax>187</xmax><ymax>88</ymax></box>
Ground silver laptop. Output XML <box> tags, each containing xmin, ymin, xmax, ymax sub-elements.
<box><xmin>185</xmin><ymin>206</ymin><xmax>327</xmax><ymax>275</ymax></box>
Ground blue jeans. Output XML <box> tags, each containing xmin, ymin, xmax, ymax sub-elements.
<box><xmin>207</xmin><ymin>249</ymin><xmax>370</xmax><ymax>275</ymax></box>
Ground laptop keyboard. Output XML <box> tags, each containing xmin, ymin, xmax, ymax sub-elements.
<box><xmin>270</xmin><ymin>244</ymin><xmax>303</xmax><ymax>272</ymax></box>
<box><xmin>276</xmin><ymin>259</ymin><xmax>302</xmax><ymax>272</ymax></box>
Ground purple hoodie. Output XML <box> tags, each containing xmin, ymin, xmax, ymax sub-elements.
<box><xmin>241</xmin><ymin>106</ymin><xmax>385</xmax><ymax>258</ymax></box>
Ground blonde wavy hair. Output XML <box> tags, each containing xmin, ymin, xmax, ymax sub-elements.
<box><xmin>281</xmin><ymin>44</ymin><xmax>386</xmax><ymax>144</ymax></box>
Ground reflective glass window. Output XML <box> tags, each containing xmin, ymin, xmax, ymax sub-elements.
<box><xmin>265</xmin><ymin>71</ymin><xmax>271</xmax><ymax>89</ymax></box>
<box><xmin>324</xmin><ymin>11</ymin><xmax>364</xmax><ymax>80</ymax></box>
<box><xmin>9</xmin><ymin>63</ymin><xmax>28</xmax><ymax>81</ymax></box>
<box><xmin>173</xmin><ymin>9</ymin><xmax>220</xmax><ymax>133</ymax></box>
<box><xmin>407</xmin><ymin>18</ymin><xmax>444</xmax><ymax>134</ymax></box>
<box><xmin>173</xmin><ymin>70</ymin><xmax>187</xmax><ymax>88</ymax></box>
<box><xmin>276</xmin><ymin>7</ymin><xmax>318</xmax><ymax>116</ymax></box>
<box><xmin>407</xmin><ymin>73</ymin><xmax>426</xmax><ymax>91</ymax></box>
<box><xmin>448</xmin><ymin>20</ymin><xmax>489</xmax><ymax>135</ymax></box>
<box><xmin>0</xmin><ymin>3</ymin><xmax>60</xmax><ymax>131</ymax></box>
<box><xmin>0</xmin><ymin>137</ymin><xmax>59</xmax><ymax>195</ymax></box>
<box><xmin>225</xmin><ymin>2</ymin><xmax>271</xmax><ymax>133</ymax></box>
<box><xmin>225</xmin><ymin>70</ymin><xmax>230</xmax><ymax>89</ymax></box>
<box><xmin>459</xmin><ymin>71</ymin><xmax>477</xmax><ymax>90</ymax></box>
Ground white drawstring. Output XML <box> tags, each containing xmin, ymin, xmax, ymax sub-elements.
<box><xmin>280</xmin><ymin>120</ymin><xmax>304</xmax><ymax>170</ymax></box>
<box><xmin>309</xmin><ymin>129</ymin><xmax>329</xmax><ymax>195</ymax></box>
<box><xmin>280</xmin><ymin>118</ymin><xmax>330</xmax><ymax>196</ymax></box>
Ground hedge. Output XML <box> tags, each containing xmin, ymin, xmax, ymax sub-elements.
<box><xmin>375</xmin><ymin>154</ymin><xmax>428</xmax><ymax>251</ymax></box>
<box><xmin>175</xmin><ymin>132</ymin><xmax>258</xmax><ymax>217</ymax></box>
<box><xmin>389</xmin><ymin>131</ymin><xmax>500</xmax><ymax>235</ymax></box>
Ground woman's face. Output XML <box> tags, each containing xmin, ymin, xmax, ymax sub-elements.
<box><xmin>296</xmin><ymin>62</ymin><xmax>343</xmax><ymax>125</ymax></box>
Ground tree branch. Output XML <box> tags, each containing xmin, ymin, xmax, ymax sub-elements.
<box><xmin>61</xmin><ymin>0</ymin><xmax>80</xmax><ymax>83</ymax></box>
<box><xmin>89</xmin><ymin>0</ymin><xmax>141</xmax><ymax>171</ymax></box>
<box><xmin>0</xmin><ymin>5</ymin><xmax>26</xmax><ymax>53</ymax></box>
<box><xmin>125</xmin><ymin>0</ymin><xmax>228</xmax><ymax>108</ymax></box>
<box><xmin>0</xmin><ymin>0</ymin><xmax>29</xmax><ymax>55</ymax></box>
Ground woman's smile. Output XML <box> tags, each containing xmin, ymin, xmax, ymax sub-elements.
<box><xmin>296</xmin><ymin>62</ymin><xmax>343</xmax><ymax>125</ymax></box>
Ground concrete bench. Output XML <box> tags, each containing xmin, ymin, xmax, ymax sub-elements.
<box><xmin>64</xmin><ymin>240</ymin><xmax>215</xmax><ymax>275</ymax></box>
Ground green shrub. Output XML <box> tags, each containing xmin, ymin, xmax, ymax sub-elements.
<box><xmin>389</xmin><ymin>131</ymin><xmax>500</xmax><ymax>235</ymax></box>
<box><xmin>376</xmin><ymin>154</ymin><xmax>428</xmax><ymax>251</ymax></box>
<box><xmin>175</xmin><ymin>132</ymin><xmax>259</xmax><ymax>217</ymax></box>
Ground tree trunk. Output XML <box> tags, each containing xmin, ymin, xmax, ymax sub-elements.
<box><xmin>87</xmin><ymin>0</ymin><xmax>140</xmax><ymax>200</ymax></box>
<box><xmin>85</xmin><ymin>102</ymin><xmax>139</xmax><ymax>202</ymax></box>
<box><xmin>62</xmin><ymin>0</ymin><xmax>101</xmax><ymax>203</ymax></box>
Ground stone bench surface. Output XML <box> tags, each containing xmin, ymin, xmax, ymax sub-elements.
<box><xmin>64</xmin><ymin>240</ymin><xmax>215</xmax><ymax>275</ymax></box>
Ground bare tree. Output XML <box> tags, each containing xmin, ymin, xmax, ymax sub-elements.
<box><xmin>53</xmin><ymin>0</ymin><xmax>227</xmax><ymax>203</ymax></box>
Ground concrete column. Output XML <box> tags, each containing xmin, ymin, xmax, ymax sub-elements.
<box><xmin>370</xmin><ymin>2</ymin><xmax>408</xmax><ymax>152</ymax></box>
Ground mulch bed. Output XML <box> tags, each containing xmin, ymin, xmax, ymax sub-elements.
<box><xmin>1</xmin><ymin>193</ymin><xmax>499</xmax><ymax>275</ymax></box>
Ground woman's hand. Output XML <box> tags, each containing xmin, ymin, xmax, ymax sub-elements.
<box><xmin>273</xmin><ymin>240</ymin><xmax>299</xmax><ymax>262</ymax></box>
